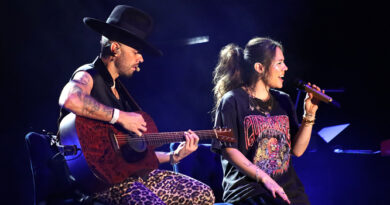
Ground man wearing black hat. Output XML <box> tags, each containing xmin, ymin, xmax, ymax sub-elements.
<box><xmin>58</xmin><ymin>5</ymin><xmax>215</xmax><ymax>205</ymax></box>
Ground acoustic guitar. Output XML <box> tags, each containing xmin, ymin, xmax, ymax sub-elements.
<box><xmin>59</xmin><ymin>111</ymin><xmax>235</xmax><ymax>193</ymax></box>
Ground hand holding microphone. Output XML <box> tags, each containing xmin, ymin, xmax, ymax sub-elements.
<box><xmin>294</xmin><ymin>79</ymin><xmax>332</xmax><ymax>103</ymax></box>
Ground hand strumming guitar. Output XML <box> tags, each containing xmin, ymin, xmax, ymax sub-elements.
<box><xmin>117</xmin><ymin>111</ymin><xmax>147</xmax><ymax>136</ymax></box>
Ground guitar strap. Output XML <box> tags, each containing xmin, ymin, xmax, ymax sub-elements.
<box><xmin>117</xmin><ymin>80</ymin><xmax>143</xmax><ymax>112</ymax></box>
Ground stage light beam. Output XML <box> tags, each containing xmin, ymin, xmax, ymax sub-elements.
<box><xmin>318</xmin><ymin>123</ymin><xmax>350</xmax><ymax>143</ymax></box>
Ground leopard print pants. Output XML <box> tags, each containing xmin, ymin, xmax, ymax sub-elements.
<box><xmin>94</xmin><ymin>169</ymin><xmax>215</xmax><ymax>205</ymax></box>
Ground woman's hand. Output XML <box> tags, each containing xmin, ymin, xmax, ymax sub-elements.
<box><xmin>222</xmin><ymin>148</ymin><xmax>290</xmax><ymax>203</ymax></box>
<box><xmin>303</xmin><ymin>82</ymin><xmax>324</xmax><ymax>117</ymax></box>
<box><xmin>261</xmin><ymin>173</ymin><xmax>291</xmax><ymax>204</ymax></box>
<box><xmin>172</xmin><ymin>130</ymin><xmax>199</xmax><ymax>162</ymax></box>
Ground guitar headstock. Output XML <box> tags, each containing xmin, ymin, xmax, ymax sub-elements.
<box><xmin>213</xmin><ymin>128</ymin><xmax>236</xmax><ymax>143</ymax></box>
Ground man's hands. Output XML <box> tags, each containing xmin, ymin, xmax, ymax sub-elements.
<box><xmin>171</xmin><ymin>130</ymin><xmax>199</xmax><ymax>163</ymax></box>
<box><xmin>117</xmin><ymin>111</ymin><xmax>147</xmax><ymax>136</ymax></box>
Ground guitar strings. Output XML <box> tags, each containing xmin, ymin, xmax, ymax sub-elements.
<box><xmin>114</xmin><ymin>131</ymin><xmax>221</xmax><ymax>139</ymax></box>
<box><xmin>91</xmin><ymin>129</ymin><xmax>233</xmax><ymax>145</ymax></box>
<box><xmin>114</xmin><ymin>131</ymin><xmax>220</xmax><ymax>140</ymax></box>
<box><xmin>114</xmin><ymin>130</ymin><xmax>218</xmax><ymax>136</ymax></box>
<box><xmin>112</xmin><ymin>130</ymin><xmax>233</xmax><ymax>144</ymax></box>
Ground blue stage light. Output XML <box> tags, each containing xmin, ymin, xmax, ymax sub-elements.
<box><xmin>318</xmin><ymin>123</ymin><xmax>350</xmax><ymax>143</ymax></box>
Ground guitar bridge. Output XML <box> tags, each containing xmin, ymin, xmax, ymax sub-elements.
<box><xmin>109</xmin><ymin>129</ymin><xmax>120</xmax><ymax>152</ymax></box>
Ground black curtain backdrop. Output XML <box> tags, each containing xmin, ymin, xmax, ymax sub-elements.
<box><xmin>1</xmin><ymin>0</ymin><xmax>389</xmax><ymax>204</ymax></box>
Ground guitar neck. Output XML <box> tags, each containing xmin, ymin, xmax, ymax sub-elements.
<box><xmin>143</xmin><ymin>130</ymin><xmax>217</xmax><ymax>146</ymax></box>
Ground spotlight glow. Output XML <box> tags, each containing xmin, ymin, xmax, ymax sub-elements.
<box><xmin>318</xmin><ymin>123</ymin><xmax>350</xmax><ymax>143</ymax></box>
<box><xmin>184</xmin><ymin>36</ymin><xmax>209</xmax><ymax>45</ymax></box>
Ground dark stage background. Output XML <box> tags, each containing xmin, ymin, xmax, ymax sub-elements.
<box><xmin>1</xmin><ymin>0</ymin><xmax>389</xmax><ymax>204</ymax></box>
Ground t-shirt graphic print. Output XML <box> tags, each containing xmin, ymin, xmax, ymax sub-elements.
<box><xmin>244</xmin><ymin>115</ymin><xmax>291</xmax><ymax>176</ymax></box>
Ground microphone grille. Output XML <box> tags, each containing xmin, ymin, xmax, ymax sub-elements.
<box><xmin>293</xmin><ymin>79</ymin><xmax>306</xmax><ymax>90</ymax></box>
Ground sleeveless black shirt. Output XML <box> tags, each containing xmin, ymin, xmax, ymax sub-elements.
<box><xmin>58</xmin><ymin>57</ymin><xmax>140</xmax><ymax>128</ymax></box>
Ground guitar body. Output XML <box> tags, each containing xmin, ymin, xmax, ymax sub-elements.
<box><xmin>59</xmin><ymin>112</ymin><xmax>159</xmax><ymax>194</ymax></box>
<box><xmin>59</xmin><ymin>111</ymin><xmax>234</xmax><ymax>194</ymax></box>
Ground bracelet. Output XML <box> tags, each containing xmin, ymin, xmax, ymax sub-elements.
<box><xmin>109</xmin><ymin>108</ymin><xmax>120</xmax><ymax>124</ymax></box>
<box><xmin>169</xmin><ymin>151</ymin><xmax>180</xmax><ymax>165</ymax></box>
<box><xmin>302</xmin><ymin>117</ymin><xmax>315</xmax><ymax>126</ymax></box>
<box><xmin>255</xmin><ymin>168</ymin><xmax>260</xmax><ymax>183</ymax></box>
<box><xmin>303</xmin><ymin>113</ymin><xmax>315</xmax><ymax>120</ymax></box>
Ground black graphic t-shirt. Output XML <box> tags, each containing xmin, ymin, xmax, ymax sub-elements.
<box><xmin>247</xmin><ymin>115</ymin><xmax>291</xmax><ymax>176</ymax></box>
<box><xmin>212</xmin><ymin>88</ymin><xmax>309</xmax><ymax>204</ymax></box>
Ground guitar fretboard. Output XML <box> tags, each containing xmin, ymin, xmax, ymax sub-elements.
<box><xmin>115</xmin><ymin>129</ymin><xmax>233</xmax><ymax>146</ymax></box>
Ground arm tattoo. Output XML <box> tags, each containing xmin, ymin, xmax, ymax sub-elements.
<box><xmin>82</xmin><ymin>95</ymin><xmax>100</xmax><ymax>116</ymax></box>
<box><xmin>70</xmin><ymin>85</ymin><xmax>83</xmax><ymax>99</ymax></box>
<box><xmin>82</xmin><ymin>97</ymin><xmax>113</xmax><ymax>119</ymax></box>
<box><xmin>70</xmin><ymin>82</ymin><xmax>113</xmax><ymax>119</ymax></box>
<box><xmin>103</xmin><ymin>106</ymin><xmax>114</xmax><ymax>119</ymax></box>
<box><xmin>73</xmin><ymin>74</ymin><xmax>90</xmax><ymax>86</ymax></box>
<box><xmin>70</xmin><ymin>80</ymin><xmax>98</xmax><ymax>115</ymax></box>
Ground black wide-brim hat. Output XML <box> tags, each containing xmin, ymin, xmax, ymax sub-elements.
<box><xmin>83</xmin><ymin>5</ymin><xmax>162</xmax><ymax>56</ymax></box>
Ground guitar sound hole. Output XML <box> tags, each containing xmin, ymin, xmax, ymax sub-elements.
<box><xmin>121</xmin><ymin>137</ymin><xmax>148</xmax><ymax>163</ymax></box>
<box><xmin>129</xmin><ymin>137</ymin><xmax>147</xmax><ymax>152</ymax></box>
<box><xmin>121</xmin><ymin>144</ymin><xmax>148</xmax><ymax>162</ymax></box>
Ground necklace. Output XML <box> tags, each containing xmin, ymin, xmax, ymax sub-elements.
<box><xmin>246</xmin><ymin>88</ymin><xmax>274</xmax><ymax>117</ymax></box>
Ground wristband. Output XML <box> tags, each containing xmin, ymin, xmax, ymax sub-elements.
<box><xmin>109</xmin><ymin>108</ymin><xmax>120</xmax><ymax>124</ymax></box>
<box><xmin>169</xmin><ymin>151</ymin><xmax>180</xmax><ymax>165</ymax></box>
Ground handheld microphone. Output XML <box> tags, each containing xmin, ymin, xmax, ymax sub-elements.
<box><xmin>294</xmin><ymin>80</ymin><xmax>333</xmax><ymax>103</ymax></box>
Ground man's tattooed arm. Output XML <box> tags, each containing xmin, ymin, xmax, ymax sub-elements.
<box><xmin>69</xmin><ymin>85</ymin><xmax>113</xmax><ymax>120</ymax></box>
